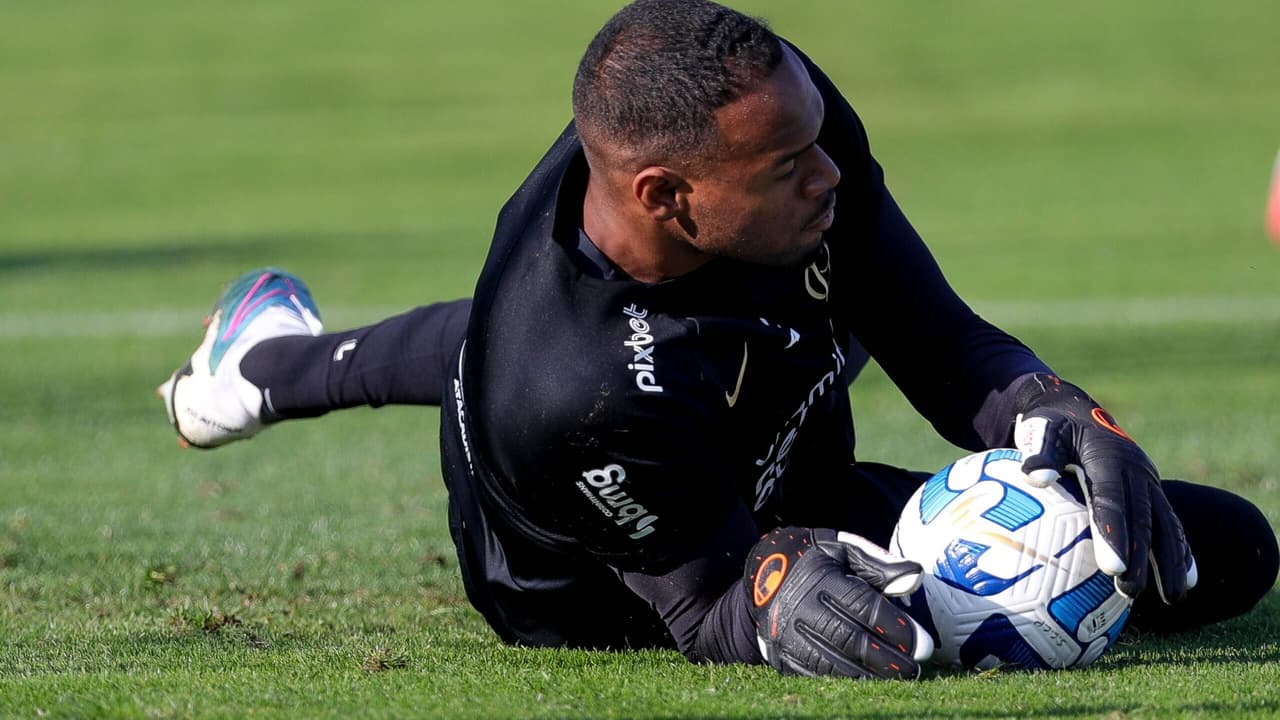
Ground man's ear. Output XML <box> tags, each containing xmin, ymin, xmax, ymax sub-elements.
<box><xmin>632</xmin><ymin>167</ymin><xmax>690</xmax><ymax>222</ymax></box>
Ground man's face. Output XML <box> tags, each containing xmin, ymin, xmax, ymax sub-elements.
<box><xmin>680</xmin><ymin>47</ymin><xmax>840</xmax><ymax>267</ymax></box>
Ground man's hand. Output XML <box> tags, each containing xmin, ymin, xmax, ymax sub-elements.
<box><xmin>743</xmin><ymin>527</ymin><xmax>933</xmax><ymax>680</ymax></box>
<box><xmin>1012</xmin><ymin>373</ymin><xmax>1197</xmax><ymax>602</ymax></box>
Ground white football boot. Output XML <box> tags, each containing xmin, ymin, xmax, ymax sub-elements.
<box><xmin>158</xmin><ymin>268</ymin><xmax>323</xmax><ymax>448</ymax></box>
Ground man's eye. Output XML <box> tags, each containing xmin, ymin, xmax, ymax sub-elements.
<box><xmin>778</xmin><ymin>162</ymin><xmax>797</xmax><ymax>180</ymax></box>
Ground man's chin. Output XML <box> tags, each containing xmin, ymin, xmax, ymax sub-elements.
<box><xmin>746</xmin><ymin>248</ymin><xmax>819</xmax><ymax>269</ymax></box>
<box><xmin>712</xmin><ymin>234</ymin><xmax>824</xmax><ymax>268</ymax></box>
<box><xmin>773</xmin><ymin>235</ymin><xmax>825</xmax><ymax>267</ymax></box>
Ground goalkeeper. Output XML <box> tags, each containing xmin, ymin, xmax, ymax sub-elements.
<box><xmin>158</xmin><ymin>0</ymin><xmax>1276</xmax><ymax>679</ymax></box>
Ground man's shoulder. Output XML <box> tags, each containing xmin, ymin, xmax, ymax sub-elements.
<box><xmin>490</xmin><ymin>121</ymin><xmax>585</xmax><ymax>253</ymax></box>
<box><xmin>474</xmin><ymin>299</ymin><xmax>719</xmax><ymax>440</ymax></box>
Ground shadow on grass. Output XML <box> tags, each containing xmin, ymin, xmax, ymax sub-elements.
<box><xmin>784</xmin><ymin>700</ymin><xmax>1280</xmax><ymax>720</ymax></box>
<box><xmin>0</xmin><ymin>228</ymin><xmax>427</xmax><ymax>275</ymax></box>
<box><xmin>0</xmin><ymin>238</ymin><xmax>275</xmax><ymax>274</ymax></box>
<box><xmin>1109</xmin><ymin>590</ymin><xmax>1280</xmax><ymax>661</ymax></box>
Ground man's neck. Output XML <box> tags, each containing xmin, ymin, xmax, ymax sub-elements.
<box><xmin>582</xmin><ymin>177</ymin><xmax>711</xmax><ymax>284</ymax></box>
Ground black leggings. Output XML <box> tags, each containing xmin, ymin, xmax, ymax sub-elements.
<box><xmin>1127</xmin><ymin>479</ymin><xmax>1277</xmax><ymax>632</ymax></box>
<box><xmin>240</xmin><ymin>299</ymin><xmax>474</xmax><ymax>417</ymax></box>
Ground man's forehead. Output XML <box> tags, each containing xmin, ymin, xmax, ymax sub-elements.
<box><xmin>712</xmin><ymin>47</ymin><xmax>820</xmax><ymax>158</ymax></box>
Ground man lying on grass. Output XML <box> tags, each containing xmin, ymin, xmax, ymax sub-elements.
<box><xmin>159</xmin><ymin>0</ymin><xmax>1277</xmax><ymax>679</ymax></box>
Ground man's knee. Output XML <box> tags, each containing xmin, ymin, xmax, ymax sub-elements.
<box><xmin>1129</xmin><ymin>480</ymin><xmax>1277</xmax><ymax>633</ymax></box>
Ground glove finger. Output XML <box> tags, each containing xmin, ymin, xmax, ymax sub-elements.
<box><xmin>782</xmin><ymin>625</ymin><xmax>919</xmax><ymax>680</ymax></box>
<box><xmin>825</xmin><ymin>550</ymin><xmax>934</xmax><ymax>664</ymax></box>
<box><xmin>1075</xmin><ymin>461</ymin><xmax>1133</xmax><ymax>580</ymax></box>
<box><xmin>852</xmin><ymin>594</ymin><xmax>927</xmax><ymax>677</ymax></box>
<box><xmin>775</xmin><ymin>643</ymin><xmax>875</xmax><ymax>680</ymax></box>
<box><xmin>1015</xmin><ymin>412</ymin><xmax>1068</xmax><ymax>487</ymax></box>
<box><xmin>1147</xmin><ymin>485</ymin><xmax>1194</xmax><ymax>604</ymax></box>
<box><xmin>841</xmin><ymin>547</ymin><xmax>935</xmax><ymax>663</ymax></box>
<box><xmin>1087</xmin><ymin>460</ymin><xmax>1154</xmax><ymax>598</ymax></box>
<box><xmin>834</xmin><ymin>532</ymin><xmax>924</xmax><ymax>597</ymax></box>
<box><xmin>1114</xmin><ymin>467</ymin><xmax>1153</xmax><ymax>599</ymax></box>
<box><xmin>818</xmin><ymin>577</ymin><xmax>930</xmax><ymax>674</ymax></box>
<box><xmin>785</xmin><ymin>628</ymin><xmax>919</xmax><ymax>679</ymax></box>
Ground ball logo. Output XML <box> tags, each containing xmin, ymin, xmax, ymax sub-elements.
<box><xmin>753</xmin><ymin>553</ymin><xmax>789</xmax><ymax>607</ymax></box>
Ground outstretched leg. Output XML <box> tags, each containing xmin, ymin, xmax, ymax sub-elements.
<box><xmin>1129</xmin><ymin>480</ymin><xmax>1278</xmax><ymax>633</ymax></box>
<box><xmin>159</xmin><ymin>267</ymin><xmax>471</xmax><ymax>447</ymax></box>
<box><xmin>241</xmin><ymin>300</ymin><xmax>472</xmax><ymax>419</ymax></box>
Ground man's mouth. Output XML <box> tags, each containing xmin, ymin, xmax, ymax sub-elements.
<box><xmin>804</xmin><ymin>194</ymin><xmax>837</xmax><ymax>232</ymax></box>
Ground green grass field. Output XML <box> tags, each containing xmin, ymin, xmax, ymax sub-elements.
<box><xmin>2</xmin><ymin>1</ymin><xmax>1278</xmax><ymax>717</ymax></box>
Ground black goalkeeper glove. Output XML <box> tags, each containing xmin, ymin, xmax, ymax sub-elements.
<box><xmin>743</xmin><ymin>527</ymin><xmax>933</xmax><ymax>680</ymax></box>
<box><xmin>1012</xmin><ymin>373</ymin><xmax>1197</xmax><ymax>602</ymax></box>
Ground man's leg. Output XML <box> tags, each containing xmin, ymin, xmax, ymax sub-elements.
<box><xmin>240</xmin><ymin>299</ymin><xmax>472</xmax><ymax>418</ymax></box>
<box><xmin>1128</xmin><ymin>480</ymin><xmax>1278</xmax><ymax>633</ymax></box>
<box><xmin>160</xmin><ymin>267</ymin><xmax>472</xmax><ymax>446</ymax></box>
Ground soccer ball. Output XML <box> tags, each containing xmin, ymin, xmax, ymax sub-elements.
<box><xmin>890</xmin><ymin>448</ymin><xmax>1132</xmax><ymax>670</ymax></box>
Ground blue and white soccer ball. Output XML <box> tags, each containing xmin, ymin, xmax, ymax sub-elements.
<box><xmin>890</xmin><ymin>448</ymin><xmax>1133</xmax><ymax>670</ymax></box>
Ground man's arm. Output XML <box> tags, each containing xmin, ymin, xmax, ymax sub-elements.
<box><xmin>785</xmin><ymin>44</ymin><xmax>1050</xmax><ymax>450</ymax></box>
<box><xmin>845</xmin><ymin>183</ymin><xmax>1051</xmax><ymax>449</ymax></box>
<box><xmin>617</xmin><ymin>502</ymin><xmax>762</xmax><ymax>664</ymax></box>
<box><xmin>795</xmin><ymin>48</ymin><xmax>1194</xmax><ymax>600</ymax></box>
<box><xmin>619</xmin><ymin>514</ymin><xmax>932</xmax><ymax>678</ymax></box>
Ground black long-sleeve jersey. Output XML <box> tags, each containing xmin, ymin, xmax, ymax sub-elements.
<box><xmin>440</xmin><ymin>48</ymin><xmax>1050</xmax><ymax>663</ymax></box>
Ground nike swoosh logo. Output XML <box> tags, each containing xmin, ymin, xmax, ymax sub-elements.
<box><xmin>725</xmin><ymin>342</ymin><xmax>748</xmax><ymax>408</ymax></box>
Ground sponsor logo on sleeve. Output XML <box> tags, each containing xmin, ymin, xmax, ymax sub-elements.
<box><xmin>333</xmin><ymin>338</ymin><xmax>358</xmax><ymax>362</ymax></box>
<box><xmin>623</xmin><ymin>304</ymin><xmax>663</xmax><ymax>394</ymax></box>
<box><xmin>574</xmin><ymin>463</ymin><xmax>659</xmax><ymax>540</ymax></box>
<box><xmin>451</xmin><ymin>342</ymin><xmax>475</xmax><ymax>475</ymax></box>
<box><xmin>750</xmin><ymin>333</ymin><xmax>848</xmax><ymax>511</ymax></box>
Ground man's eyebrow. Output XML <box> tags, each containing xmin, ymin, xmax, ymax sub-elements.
<box><xmin>775</xmin><ymin>141</ymin><xmax>816</xmax><ymax>168</ymax></box>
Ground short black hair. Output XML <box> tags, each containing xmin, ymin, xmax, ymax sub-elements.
<box><xmin>572</xmin><ymin>0</ymin><xmax>783</xmax><ymax>167</ymax></box>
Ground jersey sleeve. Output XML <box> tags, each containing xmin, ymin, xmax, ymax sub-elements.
<box><xmin>620</xmin><ymin>502</ymin><xmax>764</xmax><ymax>663</ymax></box>
<box><xmin>842</xmin><ymin>186</ymin><xmax>1052</xmax><ymax>449</ymax></box>
<box><xmin>791</xmin><ymin>42</ymin><xmax>1052</xmax><ymax>449</ymax></box>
